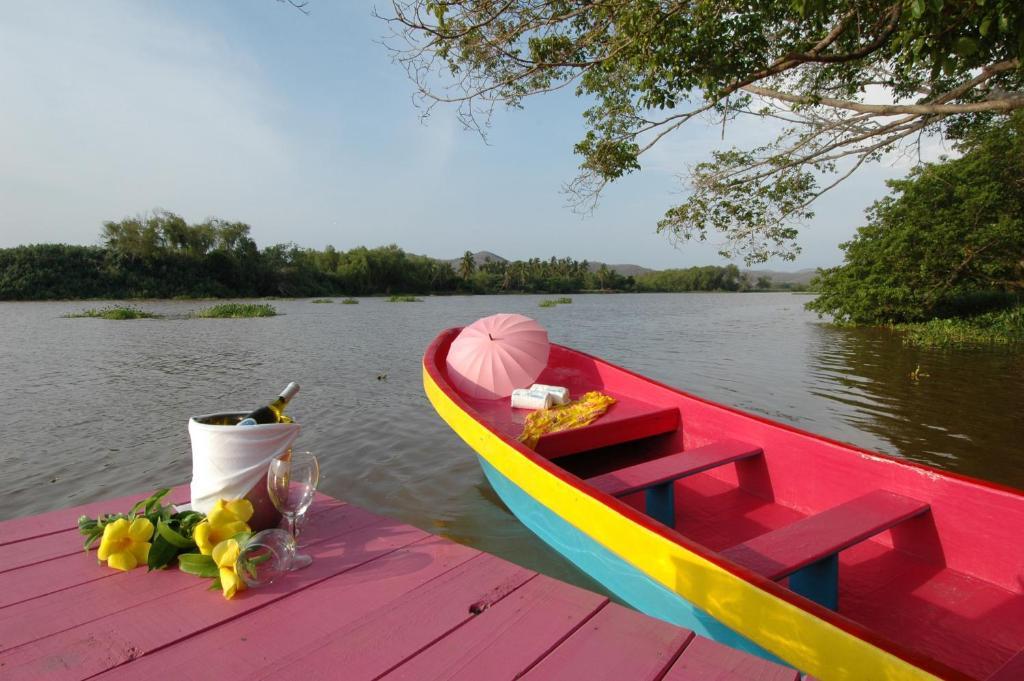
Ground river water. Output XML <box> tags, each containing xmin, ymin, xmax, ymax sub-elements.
<box><xmin>2</xmin><ymin>294</ymin><xmax>1021</xmax><ymax>585</ymax></box>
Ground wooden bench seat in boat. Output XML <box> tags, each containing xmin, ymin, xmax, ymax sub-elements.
<box><xmin>586</xmin><ymin>440</ymin><xmax>762</xmax><ymax>526</ymax></box>
<box><xmin>721</xmin><ymin>490</ymin><xmax>931</xmax><ymax>610</ymax></box>
<box><xmin>533</xmin><ymin>395</ymin><xmax>679</xmax><ymax>458</ymax></box>
<box><xmin>468</xmin><ymin>392</ymin><xmax>680</xmax><ymax>459</ymax></box>
<box><xmin>987</xmin><ymin>647</ymin><xmax>1024</xmax><ymax>681</ymax></box>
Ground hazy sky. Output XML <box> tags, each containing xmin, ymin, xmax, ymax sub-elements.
<box><xmin>0</xmin><ymin>2</ymin><xmax>938</xmax><ymax>269</ymax></box>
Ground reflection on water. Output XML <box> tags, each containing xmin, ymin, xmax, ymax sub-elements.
<box><xmin>808</xmin><ymin>324</ymin><xmax>1024</xmax><ymax>485</ymax></box>
<box><xmin>1</xmin><ymin>294</ymin><xmax>1020</xmax><ymax>587</ymax></box>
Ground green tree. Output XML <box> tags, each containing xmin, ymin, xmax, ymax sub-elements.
<box><xmin>385</xmin><ymin>1</ymin><xmax>1024</xmax><ymax>262</ymax></box>
<box><xmin>458</xmin><ymin>251</ymin><xmax>476</xmax><ymax>280</ymax></box>
<box><xmin>807</xmin><ymin>112</ymin><xmax>1024</xmax><ymax>324</ymax></box>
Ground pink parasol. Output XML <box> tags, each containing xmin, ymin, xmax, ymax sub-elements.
<box><xmin>446</xmin><ymin>313</ymin><xmax>550</xmax><ymax>400</ymax></box>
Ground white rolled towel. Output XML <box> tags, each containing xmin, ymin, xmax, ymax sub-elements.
<box><xmin>511</xmin><ymin>388</ymin><xmax>553</xmax><ymax>410</ymax></box>
<box><xmin>530</xmin><ymin>384</ymin><xmax>570</xmax><ymax>405</ymax></box>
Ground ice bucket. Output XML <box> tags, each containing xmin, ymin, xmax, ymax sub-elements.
<box><xmin>188</xmin><ymin>413</ymin><xmax>301</xmax><ymax>531</ymax></box>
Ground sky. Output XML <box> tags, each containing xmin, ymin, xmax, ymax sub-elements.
<box><xmin>0</xmin><ymin>1</ymin><xmax>941</xmax><ymax>270</ymax></box>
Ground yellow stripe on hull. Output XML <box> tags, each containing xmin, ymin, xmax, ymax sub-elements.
<box><xmin>423</xmin><ymin>364</ymin><xmax>941</xmax><ymax>681</ymax></box>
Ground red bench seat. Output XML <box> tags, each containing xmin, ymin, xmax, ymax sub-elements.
<box><xmin>721</xmin><ymin>490</ymin><xmax>930</xmax><ymax>609</ymax></box>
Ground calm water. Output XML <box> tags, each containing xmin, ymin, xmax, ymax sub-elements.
<box><xmin>2</xmin><ymin>294</ymin><xmax>1022</xmax><ymax>585</ymax></box>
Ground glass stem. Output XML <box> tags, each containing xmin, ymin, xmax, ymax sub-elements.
<box><xmin>285</xmin><ymin>513</ymin><xmax>297</xmax><ymax>538</ymax></box>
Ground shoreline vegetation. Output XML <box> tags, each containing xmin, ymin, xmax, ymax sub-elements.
<box><xmin>6</xmin><ymin>210</ymin><xmax>1020</xmax><ymax>348</ymax></box>
<box><xmin>0</xmin><ymin>214</ymin><xmax>802</xmax><ymax>303</ymax></box>
<box><xmin>894</xmin><ymin>307</ymin><xmax>1023</xmax><ymax>349</ymax></box>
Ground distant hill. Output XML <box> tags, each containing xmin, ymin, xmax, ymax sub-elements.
<box><xmin>440</xmin><ymin>251</ymin><xmax>816</xmax><ymax>285</ymax></box>
<box><xmin>444</xmin><ymin>251</ymin><xmax>508</xmax><ymax>268</ymax></box>
<box><xmin>442</xmin><ymin>251</ymin><xmax>652</xmax><ymax>277</ymax></box>
<box><xmin>743</xmin><ymin>268</ymin><xmax>818</xmax><ymax>286</ymax></box>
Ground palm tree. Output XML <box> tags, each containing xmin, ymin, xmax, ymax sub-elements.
<box><xmin>459</xmin><ymin>251</ymin><xmax>476</xmax><ymax>280</ymax></box>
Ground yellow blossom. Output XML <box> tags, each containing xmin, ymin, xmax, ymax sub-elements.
<box><xmin>97</xmin><ymin>517</ymin><xmax>154</xmax><ymax>571</ymax></box>
<box><xmin>212</xmin><ymin>538</ymin><xmax>246</xmax><ymax>599</ymax></box>
<box><xmin>194</xmin><ymin>498</ymin><xmax>253</xmax><ymax>555</ymax></box>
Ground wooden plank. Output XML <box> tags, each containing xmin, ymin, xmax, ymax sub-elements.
<box><xmin>535</xmin><ymin>397</ymin><xmax>679</xmax><ymax>458</ymax></box>
<box><xmin>987</xmin><ymin>648</ymin><xmax>1024</xmax><ymax>681</ymax></box>
<box><xmin>249</xmin><ymin>552</ymin><xmax>537</xmax><ymax>681</ymax></box>
<box><xmin>468</xmin><ymin>391</ymin><xmax>679</xmax><ymax>459</ymax></box>
<box><xmin>0</xmin><ymin>529</ymin><xmax>94</xmax><ymax>574</ymax></box>
<box><xmin>380</xmin><ymin>574</ymin><xmax>608</xmax><ymax>681</ymax></box>
<box><xmin>0</xmin><ymin>516</ymin><xmax>432</xmax><ymax>680</ymax></box>
<box><xmin>588</xmin><ymin>441</ymin><xmax>762</xmax><ymax>497</ymax></box>
<box><xmin>0</xmin><ymin>493</ymin><xmax>348</xmax><ymax>610</ymax></box>
<box><xmin>90</xmin><ymin>537</ymin><xmax>490</xmax><ymax>681</ymax></box>
<box><xmin>519</xmin><ymin>599</ymin><xmax>694</xmax><ymax>681</ymax></box>
<box><xmin>0</xmin><ymin>486</ymin><xmax>190</xmax><ymax>546</ymax></box>
<box><xmin>721</xmin><ymin>490</ymin><xmax>930</xmax><ymax>581</ymax></box>
<box><xmin>663</xmin><ymin>636</ymin><xmax>800</xmax><ymax>680</ymax></box>
<box><xmin>0</xmin><ymin>500</ymin><xmax>377</xmax><ymax>653</ymax></box>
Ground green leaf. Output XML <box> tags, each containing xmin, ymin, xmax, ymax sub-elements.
<box><xmin>912</xmin><ymin>0</ymin><xmax>925</xmax><ymax>18</ymax></box>
<box><xmin>177</xmin><ymin>553</ymin><xmax>220</xmax><ymax>578</ymax></box>
<box><xmin>147</xmin><ymin>535</ymin><xmax>179</xmax><ymax>571</ymax></box>
<box><xmin>954</xmin><ymin>37</ymin><xmax>979</xmax><ymax>56</ymax></box>
<box><xmin>980</xmin><ymin>16</ymin><xmax>993</xmax><ymax>37</ymax></box>
<box><xmin>156</xmin><ymin>520</ymin><xmax>195</xmax><ymax>549</ymax></box>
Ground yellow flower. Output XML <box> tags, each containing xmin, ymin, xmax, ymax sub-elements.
<box><xmin>194</xmin><ymin>498</ymin><xmax>253</xmax><ymax>555</ymax></box>
<box><xmin>97</xmin><ymin>517</ymin><xmax>154</xmax><ymax>571</ymax></box>
<box><xmin>212</xmin><ymin>538</ymin><xmax>246</xmax><ymax>600</ymax></box>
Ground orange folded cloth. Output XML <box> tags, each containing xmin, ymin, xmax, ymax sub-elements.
<box><xmin>518</xmin><ymin>391</ymin><xmax>616</xmax><ymax>449</ymax></box>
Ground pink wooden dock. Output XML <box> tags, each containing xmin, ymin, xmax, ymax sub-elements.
<box><xmin>0</xmin><ymin>485</ymin><xmax>799</xmax><ymax>680</ymax></box>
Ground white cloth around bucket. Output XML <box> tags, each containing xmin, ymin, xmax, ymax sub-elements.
<box><xmin>188</xmin><ymin>414</ymin><xmax>301</xmax><ymax>515</ymax></box>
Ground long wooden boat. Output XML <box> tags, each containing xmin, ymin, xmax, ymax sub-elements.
<box><xmin>423</xmin><ymin>328</ymin><xmax>1024</xmax><ymax>681</ymax></box>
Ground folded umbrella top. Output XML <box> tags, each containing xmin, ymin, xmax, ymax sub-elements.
<box><xmin>446</xmin><ymin>313</ymin><xmax>550</xmax><ymax>400</ymax></box>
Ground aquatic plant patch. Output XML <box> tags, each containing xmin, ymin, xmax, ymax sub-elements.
<box><xmin>63</xmin><ymin>305</ymin><xmax>162</xmax><ymax>320</ymax></box>
<box><xmin>194</xmin><ymin>303</ymin><xmax>278</xmax><ymax>318</ymax></box>
<box><xmin>895</xmin><ymin>306</ymin><xmax>1024</xmax><ymax>349</ymax></box>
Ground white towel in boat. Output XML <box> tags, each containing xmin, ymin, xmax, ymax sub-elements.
<box><xmin>530</xmin><ymin>384</ymin><xmax>570</xmax><ymax>405</ymax></box>
<box><xmin>511</xmin><ymin>388</ymin><xmax>553</xmax><ymax>410</ymax></box>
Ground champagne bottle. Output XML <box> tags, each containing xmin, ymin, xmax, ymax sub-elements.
<box><xmin>238</xmin><ymin>382</ymin><xmax>300</xmax><ymax>425</ymax></box>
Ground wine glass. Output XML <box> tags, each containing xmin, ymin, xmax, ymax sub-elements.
<box><xmin>267</xmin><ymin>450</ymin><xmax>319</xmax><ymax>561</ymax></box>
<box><xmin>236</xmin><ymin>528</ymin><xmax>309</xmax><ymax>586</ymax></box>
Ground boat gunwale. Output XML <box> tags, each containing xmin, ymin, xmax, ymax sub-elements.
<box><xmin>423</xmin><ymin>326</ymin><xmax>1007</xmax><ymax>681</ymax></box>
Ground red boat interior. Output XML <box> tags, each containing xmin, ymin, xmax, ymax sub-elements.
<box><xmin>442</xmin><ymin>337</ymin><xmax>1024</xmax><ymax>680</ymax></box>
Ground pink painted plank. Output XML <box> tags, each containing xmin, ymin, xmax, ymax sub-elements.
<box><xmin>535</xmin><ymin>397</ymin><xmax>680</xmax><ymax>458</ymax></box>
<box><xmin>588</xmin><ymin>440</ymin><xmax>762</xmax><ymax>496</ymax></box>
<box><xmin>381</xmin><ymin>574</ymin><xmax>609</xmax><ymax>681</ymax></box>
<box><xmin>468</xmin><ymin>391</ymin><xmax>679</xmax><ymax>458</ymax></box>
<box><xmin>0</xmin><ymin>529</ymin><xmax>96</xmax><ymax>574</ymax></box>
<box><xmin>0</xmin><ymin>490</ymin><xmax>340</xmax><ymax>575</ymax></box>
<box><xmin>663</xmin><ymin>636</ymin><xmax>800</xmax><ymax>680</ymax></box>
<box><xmin>0</xmin><ymin>499</ymin><xmax>374</xmax><ymax>653</ymax></box>
<box><xmin>91</xmin><ymin>536</ymin><xmax>487</xmax><ymax>681</ymax></box>
<box><xmin>0</xmin><ymin>493</ymin><xmax>347</xmax><ymax>609</ymax></box>
<box><xmin>721</xmin><ymin>490</ymin><xmax>930</xmax><ymax>580</ymax></box>
<box><xmin>520</xmin><ymin>600</ymin><xmax>694</xmax><ymax>681</ymax></box>
<box><xmin>251</xmin><ymin>552</ymin><xmax>537</xmax><ymax>681</ymax></box>
<box><xmin>987</xmin><ymin>648</ymin><xmax>1024</xmax><ymax>681</ymax></box>
<box><xmin>0</xmin><ymin>515</ymin><xmax>430</xmax><ymax>680</ymax></box>
<box><xmin>0</xmin><ymin>486</ymin><xmax>190</xmax><ymax>546</ymax></box>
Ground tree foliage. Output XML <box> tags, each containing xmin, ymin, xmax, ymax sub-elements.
<box><xmin>383</xmin><ymin>0</ymin><xmax>1024</xmax><ymax>262</ymax></box>
<box><xmin>807</xmin><ymin>112</ymin><xmax>1024</xmax><ymax>324</ymax></box>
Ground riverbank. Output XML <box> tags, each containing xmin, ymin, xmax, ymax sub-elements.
<box><xmin>894</xmin><ymin>306</ymin><xmax>1024</xmax><ymax>349</ymax></box>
